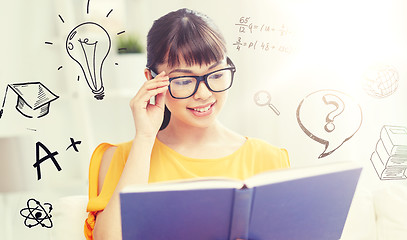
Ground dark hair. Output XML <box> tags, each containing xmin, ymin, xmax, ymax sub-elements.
<box><xmin>146</xmin><ymin>8</ymin><xmax>227</xmax><ymax>130</ymax></box>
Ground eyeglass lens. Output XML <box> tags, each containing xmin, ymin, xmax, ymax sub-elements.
<box><xmin>170</xmin><ymin>69</ymin><xmax>233</xmax><ymax>98</ymax></box>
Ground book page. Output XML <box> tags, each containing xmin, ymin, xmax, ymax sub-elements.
<box><xmin>122</xmin><ymin>177</ymin><xmax>244</xmax><ymax>193</ymax></box>
<box><xmin>245</xmin><ymin>161</ymin><xmax>362</xmax><ymax>188</ymax></box>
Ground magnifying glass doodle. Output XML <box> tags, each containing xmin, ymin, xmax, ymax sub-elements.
<box><xmin>254</xmin><ymin>90</ymin><xmax>280</xmax><ymax>116</ymax></box>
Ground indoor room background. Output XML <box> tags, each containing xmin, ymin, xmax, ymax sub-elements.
<box><xmin>0</xmin><ymin>0</ymin><xmax>406</xmax><ymax>239</ymax></box>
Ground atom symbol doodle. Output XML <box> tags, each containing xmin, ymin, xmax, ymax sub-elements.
<box><xmin>19</xmin><ymin>198</ymin><xmax>53</xmax><ymax>228</ymax></box>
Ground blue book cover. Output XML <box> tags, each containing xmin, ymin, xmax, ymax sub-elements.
<box><xmin>120</xmin><ymin>161</ymin><xmax>362</xmax><ymax>240</ymax></box>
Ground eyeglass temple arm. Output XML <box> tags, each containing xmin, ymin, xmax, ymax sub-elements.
<box><xmin>227</xmin><ymin>57</ymin><xmax>236</xmax><ymax>69</ymax></box>
<box><xmin>148</xmin><ymin>68</ymin><xmax>158</xmax><ymax>78</ymax></box>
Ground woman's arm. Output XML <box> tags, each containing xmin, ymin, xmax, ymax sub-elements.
<box><xmin>93</xmin><ymin>135</ymin><xmax>155</xmax><ymax>239</ymax></box>
<box><xmin>93</xmin><ymin>70</ymin><xmax>169</xmax><ymax>240</ymax></box>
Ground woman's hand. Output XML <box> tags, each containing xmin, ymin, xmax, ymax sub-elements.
<box><xmin>129</xmin><ymin>71</ymin><xmax>169</xmax><ymax>138</ymax></box>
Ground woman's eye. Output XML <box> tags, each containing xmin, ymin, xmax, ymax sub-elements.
<box><xmin>210</xmin><ymin>73</ymin><xmax>224</xmax><ymax>79</ymax></box>
<box><xmin>174</xmin><ymin>79</ymin><xmax>193</xmax><ymax>86</ymax></box>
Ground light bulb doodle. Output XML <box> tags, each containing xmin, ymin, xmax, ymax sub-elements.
<box><xmin>45</xmin><ymin>0</ymin><xmax>127</xmax><ymax>99</ymax></box>
<box><xmin>0</xmin><ymin>82</ymin><xmax>59</xmax><ymax>119</ymax></box>
<box><xmin>66</xmin><ymin>22</ymin><xmax>111</xmax><ymax>100</ymax></box>
<box><xmin>20</xmin><ymin>198</ymin><xmax>53</xmax><ymax>228</ymax></box>
<box><xmin>296</xmin><ymin>89</ymin><xmax>362</xmax><ymax>159</ymax></box>
<box><xmin>254</xmin><ymin>90</ymin><xmax>280</xmax><ymax>116</ymax></box>
<box><xmin>322</xmin><ymin>94</ymin><xmax>345</xmax><ymax>132</ymax></box>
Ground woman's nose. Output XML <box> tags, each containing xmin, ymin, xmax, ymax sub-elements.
<box><xmin>193</xmin><ymin>81</ymin><xmax>212</xmax><ymax>100</ymax></box>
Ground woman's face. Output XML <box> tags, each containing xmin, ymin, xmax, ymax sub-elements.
<box><xmin>156</xmin><ymin>57</ymin><xmax>229</xmax><ymax>129</ymax></box>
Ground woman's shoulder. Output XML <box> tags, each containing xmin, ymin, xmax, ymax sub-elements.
<box><xmin>244</xmin><ymin>137</ymin><xmax>290</xmax><ymax>169</ymax></box>
<box><xmin>91</xmin><ymin>140</ymin><xmax>133</xmax><ymax>195</ymax></box>
<box><xmin>88</xmin><ymin>141</ymin><xmax>132</xmax><ymax>167</ymax></box>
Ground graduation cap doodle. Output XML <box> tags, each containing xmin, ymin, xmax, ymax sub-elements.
<box><xmin>0</xmin><ymin>82</ymin><xmax>59</xmax><ymax>119</ymax></box>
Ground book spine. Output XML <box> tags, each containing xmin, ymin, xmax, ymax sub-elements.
<box><xmin>381</xmin><ymin>126</ymin><xmax>394</xmax><ymax>155</ymax></box>
<box><xmin>371</xmin><ymin>142</ymin><xmax>407</xmax><ymax>180</ymax></box>
<box><xmin>229</xmin><ymin>187</ymin><xmax>253</xmax><ymax>240</ymax></box>
<box><xmin>370</xmin><ymin>151</ymin><xmax>385</xmax><ymax>179</ymax></box>
<box><xmin>375</xmin><ymin>139</ymin><xmax>388</xmax><ymax>165</ymax></box>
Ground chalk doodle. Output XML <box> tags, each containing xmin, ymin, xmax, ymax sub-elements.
<box><xmin>33</xmin><ymin>141</ymin><xmax>61</xmax><ymax>180</ymax></box>
<box><xmin>0</xmin><ymin>82</ymin><xmax>59</xmax><ymax>119</ymax></box>
<box><xmin>235</xmin><ymin>17</ymin><xmax>291</xmax><ymax>36</ymax></box>
<box><xmin>33</xmin><ymin>137</ymin><xmax>83</xmax><ymax>180</ymax></box>
<box><xmin>20</xmin><ymin>198</ymin><xmax>53</xmax><ymax>228</ymax></box>
<box><xmin>363</xmin><ymin>64</ymin><xmax>399</xmax><ymax>98</ymax></box>
<box><xmin>322</xmin><ymin>94</ymin><xmax>345</xmax><ymax>133</ymax></box>
<box><xmin>233</xmin><ymin>37</ymin><xmax>292</xmax><ymax>53</ymax></box>
<box><xmin>254</xmin><ymin>90</ymin><xmax>280</xmax><ymax>116</ymax></box>
<box><xmin>296</xmin><ymin>90</ymin><xmax>363</xmax><ymax>158</ymax></box>
<box><xmin>233</xmin><ymin>16</ymin><xmax>293</xmax><ymax>53</ymax></box>
<box><xmin>45</xmin><ymin>0</ymin><xmax>126</xmax><ymax>100</ymax></box>
<box><xmin>66</xmin><ymin>22</ymin><xmax>111</xmax><ymax>100</ymax></box>
<box><xmin>66</xmin><ymin>137</ymin><xmax>82</xmax><ymax>152</ymax></box>
<box><xmin>370</xmin><ymin>125</ymin><xmax>407</xmax><ymax>180</ymax></box>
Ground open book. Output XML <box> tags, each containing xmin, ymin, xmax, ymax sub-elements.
<box><xmin>120</xmin><ymin>161</ymin><xmax>362</xmax><ymax>240</ymax></box>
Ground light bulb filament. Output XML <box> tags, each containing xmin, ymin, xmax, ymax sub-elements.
<box><xmin>79</xmin><ymin>38</ymin><xmax>98</xmax><ymax>89</ymax></box>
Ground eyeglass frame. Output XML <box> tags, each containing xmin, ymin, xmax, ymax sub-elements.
<box><xmin>149</xmin><ymin>57</ymin><xmax>236</xmax><ymax>99</ymax></box>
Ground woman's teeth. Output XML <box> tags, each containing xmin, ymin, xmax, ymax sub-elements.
<box><xmin>193</xmin><ymin>105</ymin><xmax>211</xmax><ymax>112</ymax></box>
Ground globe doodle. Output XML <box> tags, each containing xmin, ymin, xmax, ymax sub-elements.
<box><xmin>363</xmin><ymin>64</ymin><xmax>399</xmax><ymax>98</ymax></box>
<box><xmin>20</xmin><ymin>198</ymin><xmax>53</xmax><ymax>228</ymax></box>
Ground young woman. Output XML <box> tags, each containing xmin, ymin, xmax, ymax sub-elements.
<box><xmin>84</xmin><ymin>8</ymin><xmax>289</xmax><ymax>240</ymax></box>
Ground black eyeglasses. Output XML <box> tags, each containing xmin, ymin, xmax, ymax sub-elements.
<box><xmin>150</xmin><ymin>57</ymin><xmax>236</xmax><ymax>99</ymax></box>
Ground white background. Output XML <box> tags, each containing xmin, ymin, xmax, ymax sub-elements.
<box><xmin>0</xmin><ymin>0</ymin><xmax>406</xmax><ymax>239</ymax></box>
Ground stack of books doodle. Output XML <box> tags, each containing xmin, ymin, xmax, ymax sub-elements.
<box><xmin>371</xmin><ymin>125</ymin><xmax>407</xmax><ymax>180</ymax></box>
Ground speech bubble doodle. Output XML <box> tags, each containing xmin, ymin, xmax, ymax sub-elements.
<box><xmin>296</xmin><ymin>89</ymin><xmax>363</xmax><ymax>158</ymax></box>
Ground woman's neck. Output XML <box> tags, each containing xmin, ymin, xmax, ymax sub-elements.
<box><xmin>157</xmin><ymin>118</ymin><xmax>225</xmax><ymax>146</ymax></box>
<box><xmin>156</xmin><ymin>117</ymin><xmax>246</xmax><ymax>159</ymax></box>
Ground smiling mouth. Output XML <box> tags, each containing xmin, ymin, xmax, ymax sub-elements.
<box><xmin>192</xmin><ymin>105</ymin><xmax>211</xmax><ymax>112</ymax></box>
<box><xmin>188</xmin><ymin>102</ymin><xmax>216</xmax><ymax>113</ymax></box>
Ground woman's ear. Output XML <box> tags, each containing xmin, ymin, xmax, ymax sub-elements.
<box><xmin>144</xmin><ymin>68</ymin><xmax>153</xmax><ymax>80</ymax></box>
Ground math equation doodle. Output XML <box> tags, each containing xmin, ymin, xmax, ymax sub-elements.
<box><xmin>45</xmin><ymin>0</ymin><xmax>127</xmax><ymax>100</ymax></box>
<box><xmin>233</xmin><ymin>16</ymin><xmax>293</xmax><ymax>54</ymax></box>
<box><xmin>235</xmin><ymin>17</ymin><xmax>291</xmax><ymax>36</ymax></box>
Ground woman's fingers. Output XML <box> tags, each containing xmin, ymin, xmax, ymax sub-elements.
<box><xmin>130</xmin><ymin>71</ymin><xmax>169</xmax><ymax>110</ymax></box>
<box><xmin>128</xmin><ymin>71</ymin><xmax>170</xmax><ymax>136</ymax></box>
<box><xmin>144</xmin><ymin>79</ymin><xmax>169</xmax><ymax>91</ymax></box>
<box><xmin>139</xmin><ymin>87</ymin><xmax>168</xmax><ymax>109</ymax></box>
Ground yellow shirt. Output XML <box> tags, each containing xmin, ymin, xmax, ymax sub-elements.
<box><xmin>84</xmin><ymin>137</ymin><xmax>289</xmax><ymax>239</ymax></box>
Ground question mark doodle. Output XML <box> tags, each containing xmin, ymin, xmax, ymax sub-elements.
<box><xmin>322</xmin><ymin>94</ymin><xmax>345</xmax><ymax>132</ymax></box>
<box><xmin>296</xmin><ymin>89</ymin><xmax>362</xmax><ymax>158</ymax></box>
